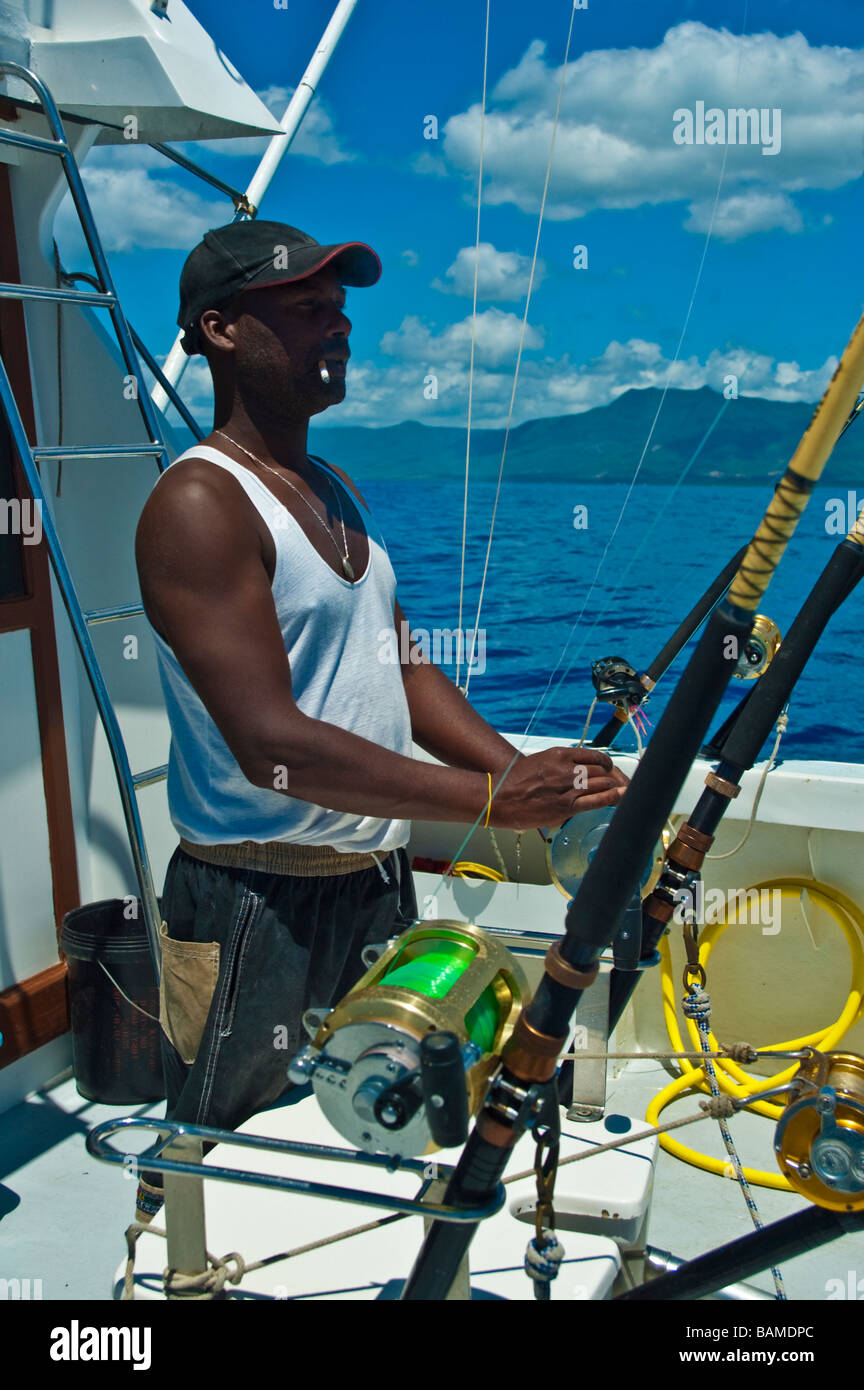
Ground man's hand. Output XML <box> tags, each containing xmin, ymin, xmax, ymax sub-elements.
<box><xmin>489</xmin><ymin>747</ymin><xmax>628</xmax><ymax>830</ymax></box>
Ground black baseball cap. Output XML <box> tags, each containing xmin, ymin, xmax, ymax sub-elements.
<box><xmin>177</xmin><ymin>219</ymin><xmax>382</xmax><ymax>355</ymax></box>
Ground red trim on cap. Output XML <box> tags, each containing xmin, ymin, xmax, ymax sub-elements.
<box><xmin>242</xmin><ymin>243</ymin><xmax>381</xmax><ymax>291</ymax></box>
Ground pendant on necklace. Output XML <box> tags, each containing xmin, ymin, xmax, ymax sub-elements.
<box><xmin>342</xmin><ymin>556</ymin><xmax>355</xmax><ymax>581</ymax></box>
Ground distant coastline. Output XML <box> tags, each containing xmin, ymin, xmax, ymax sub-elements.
<box><xmin>176</xmin><ymin>385</ymin><xmax>861</xmax><ymax>485</ymax></box>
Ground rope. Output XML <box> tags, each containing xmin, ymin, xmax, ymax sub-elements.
<box><xmin>559</xmin><ymin>1044</ymin><xmax>768</xmax><ymax>1063</ymax></box>
<box><xmin>121</xmin><ymin>1086</ymin><xmax>767</xmax><ymax>1299</ymax></box>
<box><xmin>123</xmin><ymin>1223</ymin><xmax>246</xmax><ymax>1300</ymax></box>
<box><xmin>503</xmin><ymin>1094</ymin><xmax>746</xmax><ymax>1186</ymax></box>
<box><xmin>707</xmin><ymin>709</ymin><xmax>788</xmax><ymax>860</ymax></box>
<box><xmin>575</xmin><ymin>695</ymin><xmax>598</xmax><ymax>749</ymax></box>
<box><xmin>99</xmin><ymin>959</ymin><xmax>160</xmax><ymax>1023</ymax></box>
<box><xmin>99</xmin><ymin>960</ymin><xmax>160</xmax><ymax>1024</ymax></box>
<box><xmin>683</xmin><ymin>984</ymin><xmax>787</xmax><ymax>1301</ymax></box>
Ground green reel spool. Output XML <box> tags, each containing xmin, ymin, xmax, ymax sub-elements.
<box><xmin>381</xmin><ymin>947</ymin><xmax>500</xmax><ymax>1053</ymax></box>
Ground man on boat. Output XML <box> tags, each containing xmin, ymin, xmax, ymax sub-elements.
<box><xmin>134</xmin><ymin>219</ymin><xmax>627</xmax><ymax>1220</ymax></box>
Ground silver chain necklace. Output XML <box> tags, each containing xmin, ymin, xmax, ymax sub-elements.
<box><xmin>214</xmin><ymin>429</ymin><xmax>355</xmax><ymax>581</ymax></box>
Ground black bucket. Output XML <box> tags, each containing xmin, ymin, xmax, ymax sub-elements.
<box><xmin>59</xmin><ymin>898</ymin><xmax>165</xmax><ymax>1104</ymax></box>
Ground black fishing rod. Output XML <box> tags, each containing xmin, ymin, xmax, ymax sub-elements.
<box><xmin>596</xmin><ymin>390</ymin><xmax>864</xmax><ymax>755</ymax></box>
<box><xmin>608</xmin><ymin>516</ymin><xmax>864</xmax><ymax>1032</ymax></box>
<box><xmin>617</xmin><ymin>1203</ymin><xmax>864</xmax><ymax>1301</ymax></box>
<box><xmin>399</xmin><ymin>310</ymin><xmax>864</xmax><ymax>1302</ymax></box>
<box><xmin>591</xmin><ymin>544</ymin><xmax>748</xmax><ymax>748</ymax></box>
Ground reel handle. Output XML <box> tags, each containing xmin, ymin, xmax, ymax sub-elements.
<box><xmin>421</xmin><ymin>1031</ymin><xmax>469</xmax><ymax>1149</ymax></box>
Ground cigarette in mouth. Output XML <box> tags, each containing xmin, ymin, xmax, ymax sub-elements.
<box><xmin>318</xmin><ymin>359</ymin><xmax>330</xmax><ymax>384</ymax></box>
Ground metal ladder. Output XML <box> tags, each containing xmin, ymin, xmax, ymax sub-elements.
<box><xmin>0</xmin><ymin>61</ymin><xmax>197</xmax><ymax>977</ymax></box>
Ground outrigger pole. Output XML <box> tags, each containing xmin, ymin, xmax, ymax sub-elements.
<box><xmin>400</xmin><ymin>309</ymin><xmax>864</xmax><ymax>1301</ymax></box>
<box><xmin>151</xmin><ymin>0</ymin><xmax>361</xmax><ymax>413</ymax></box>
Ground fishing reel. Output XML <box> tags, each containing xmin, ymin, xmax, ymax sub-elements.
<box><xmin>288</xmin><ymin>921</ymin><xmax>527</xmax><ymax>1158</ymax></box>
<box><xmin>591</xmin><ymin>655</ymin><xmax>646</xmax><ymax>706</ymax></box>
<box><xmin>733</xmin><ymin>614</ymin><xmax>781</xmax><ymax>680</ymax></box>
<box><xmin>545</xmin><ymin>805</ymin><xmax>669</xmax><ymax>951</ymax></box>
<box><xmin>774</xmin><ymin>1050</ymin><xmax>864</xmax><ymax>1211</ymax></box>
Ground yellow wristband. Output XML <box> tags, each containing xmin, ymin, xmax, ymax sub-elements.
<box><xmin>483</xmin><ymin>771</ymin><xmax>492</xmax><ymax>828</ymax></box>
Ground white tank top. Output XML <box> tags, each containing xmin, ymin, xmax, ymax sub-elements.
<box><xmin>148</xmin><ymin>443</ymin><xmax>413</xmax><ymax>852</ymax></box>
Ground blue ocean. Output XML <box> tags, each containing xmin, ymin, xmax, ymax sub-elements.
<box><xmin>363</xmin><ymin>481</ymin><xmax>861</xmax><ymax>763</ymax></box>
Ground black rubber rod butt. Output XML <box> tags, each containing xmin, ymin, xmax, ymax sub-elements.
<box><xmin>420</xmin><ymin>1032</ymin><xmax>469</xmax><ymax>1149</ymax></box>
<box><xmin>616</xmin><ymin>1204</ymin><xmax>864</xmax><ymax>1300</ymax></box>
<box><xmin>592</xmin><ymin>545</ymin><xmax>747</xmax><ymax>749</ymax></box>
<box><xmin>528</xmin><ymin>601</ymin><xmax>754</xmax><ymax>1041</ymax></box>
<box><xmin>399</xmin><ymin>1123</ymin><xmax>513</xmax><ymax>1300</ymax></box>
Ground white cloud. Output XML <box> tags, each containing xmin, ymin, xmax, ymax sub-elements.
<box><xmin>196</xmin><ymin>85</ymin><xmax>355</xmax><ymax>164</ymax></box>
<box><xmin>55</xmin><ymin>163</ymin><xmax>226</xmax><ymax>253</ymax></box>
<box><xmin>322</xmin><ymin>333</ymin><xmax>837</xmax><ymax>429</ymax></box>
<box><xmin>53</xmin><ymin>81</ymin><xmax>356</xmax><ymax>257</ymax></box>
<box><xmin>380</xmin><ymin>309</ymin><xmax>543</xmax><ymax>369</ymax></box>
<box><xmin>401</xmin><ymin>249</ymin><xmax>420</xmax><ymax>266</ymax></box>
<box><xmin>684</xmin><ymin>191</ymin><xmax>803</xmax><ymax>240</ymax></box>
<box><xmin>432</xmin><ymin>242</ymin><xmax>546</xmax><ymax>299</ymax></box>
<box><xmin>428</xmin><ymin>23</ymin><xmax>864</xmax><ymax>234</ymax></box>
<box><xmin>165</xmin><ymin>356</ymin><xmax>215</xmax><ymax>424</ymax></box>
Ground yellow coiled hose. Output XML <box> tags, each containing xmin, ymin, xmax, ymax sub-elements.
<box><xmin>646</xmin><ymin>877</ymin><xmax>864</xmax><ymax>1190</ymax></box>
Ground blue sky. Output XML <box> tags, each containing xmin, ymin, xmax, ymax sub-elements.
<box><xmin>56</xmin><ymin>0</ymin><xmax>864</xmax><ymax>431</ymax></box>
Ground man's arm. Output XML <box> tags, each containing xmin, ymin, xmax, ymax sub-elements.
<box><xmin>136</xmin><ymin>461</ymin><xmax>623</xmax><ymax>829</ymax></box>
<box><xmin>394</xmin><ymin>599</ymin><xmax>523</xmax><ymax>778</ymax></box>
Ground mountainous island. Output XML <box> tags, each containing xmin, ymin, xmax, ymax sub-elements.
<box><xmin>177</xmin><ymin>385</ymin><xmax>862</xmax><ymax>485</ymax></box>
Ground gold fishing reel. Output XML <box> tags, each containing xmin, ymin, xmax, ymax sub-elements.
<box><xmin>774</xmin><ymin>1050</ymin><xmax>864</xmax><ymax>1211</ymax></box>
<box><xmin>289</xmin><ymin>921</ymin><xmax>527</xmax><ymax>1158</ymax></box>
<box><xmin>734</xmin><ymin>613</ymin><xmax>781</xmax><ymax>680</ymax></box>
<box><xmin>546</xmin><ymin>808</ymin><xmax>672</xmax><ymax>901</ymax></box>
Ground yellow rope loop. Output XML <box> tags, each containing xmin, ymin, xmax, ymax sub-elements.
<box><xmin>648</xmin><ymin>876</ymin><xmax>864</xmax><ymax>1189</ymax></box>
<box><xmin>450</xmin><ymin>861</ymin><xmax>505</xmax><ymax>882</ymax></box>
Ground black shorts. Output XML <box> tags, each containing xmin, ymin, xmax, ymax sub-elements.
<box><xmin>158</xmin><ymin>843</ymin><xmax>418</xmax><ymax>1134</ymax></box>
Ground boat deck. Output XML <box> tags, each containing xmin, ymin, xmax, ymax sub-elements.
<box><xmin>1</xmin><ymin>1058</ymin><xmax>858</xmax><ymax>1301</ymax></box>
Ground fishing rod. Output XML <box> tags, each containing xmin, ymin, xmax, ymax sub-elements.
<box><xmin>398</xmin><ymin>308</ymin><xmax>864</xmax><ymax>1301</ymax></box>
<box><xmin>593</xmin><ymin>389</ymin><xmax>864</xmax><ymax>754</ymax></box>
<box><xmin>590</xmin><ymin>544</ymin><xmax>748</xmax><ymax>748</ymax></box>
<box><xmin>608</xmin><ymin>504</ymin><xmax>864</xmax><ymax>1034</ymax></box>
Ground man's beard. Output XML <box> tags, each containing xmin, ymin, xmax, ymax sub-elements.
<box><xmin>235</xmin><ymin>350</ymin><xmax>342</xmax><ymax>422</ymax></box>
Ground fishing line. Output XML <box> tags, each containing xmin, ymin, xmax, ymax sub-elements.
<box><xmin>455</xmin><ymin>0</ymin><xmax>491</xmax><ymax>692</ymax></box>
<box><xmin>529</xmin><ymin>396</ymin><xmax>730</xmax><ymax>740</ymax></box>
<box><xmin>462</xmin><ymin>0</ymin><xmax>579</xmax><ymax>698</ymax></box>
<box><xmin>519</xmin><ymin>0</ymin><xmax>751</xmax><ymax>740</ymax></box>
<box><xmin>421</xmin><ymin>0</ymin><xmax>757</xmax><ymax>901</ymax></box>
<box><xmin>381</xmin><ymin>947</ymin><xmax>501</xmax><ymax>1053</ymax></box>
